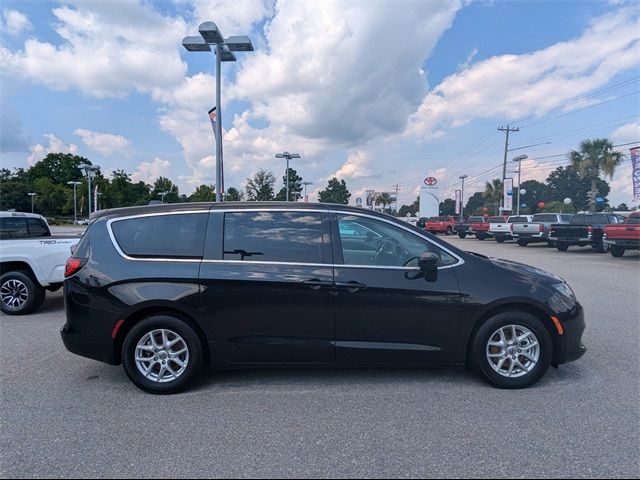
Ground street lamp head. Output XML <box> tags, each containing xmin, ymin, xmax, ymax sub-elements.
<box><xmin>459</xmin><ymin>174</ymin><xmax>468</xmax><ymax>179</ymax></box>
<box><xmin>182</xmin><ymin>35</ymin><xmax>211</xmax><ymax>52</ymax></box>
<box><xmin>290</xmin><ymin>153</ymin><xmax>300</xmax><ymax>159</ymax></box>
<box><xmin>225</xmin><ymin>35</ymin><xmax>254</xmax><ymax>52</ymax></box>
<box><xmin>303</xmin><ymin>181</ymin><xmax>313</xmax><ymax>186</ymax></box>
<box><xmin>218</xmin><ymin>44</ymin><xmax>237</xmax><ymax>62</ymax></box>
<box><xmin>275</xmin><ymin>153</ymin><xmax>284</xmax><ymax>158</ymax></box>
<box><xmin>199</xmin><ymin>22</ymin><xmax>224</xmax><ymax>44</ymax></box>
<box><xmin>512</xmin><ymin>154</ymin><xmax>528</xmax><ymax>162</ymax></box>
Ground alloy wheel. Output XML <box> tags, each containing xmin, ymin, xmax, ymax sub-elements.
<box><xmin>486</xmin><ymin>324</ymin><xmax>540</xmax><ymax>378</ymax></box>
<box><xmin>1</xmin><ymin>279</ymin><xmax>29</xmax><ymax>311</ymax></box>
<box><xmin>134</xmin><ymin>329</ymin><xmax>190</xmax><ymax>383</ymax></box>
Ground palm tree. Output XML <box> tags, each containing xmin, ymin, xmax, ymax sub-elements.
<box><xmin>483</xmin><ymin>178</ymin><xmax>503</xmax><ymax>215</ymax></box>
<box><xmin>375</xmin><ymin>192</ymin><xmax>393</xmax><ymax>213</ymax></box>
<box><xmin>569</xmin><ymin>138</ymin><xmax>622</xmax><ymax>212</ymax></box>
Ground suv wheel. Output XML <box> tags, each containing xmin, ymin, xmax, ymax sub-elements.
<box><xmin>0</xmin><ymin>271</ymin><xmax>45</xmax><ymax>315</ymax></box>
<box><xmin>471</xmin><ymin>311</ymin><xmax>552</xmax><ymax>389</ymax></box>
<box><xmin>123</xmin><ymin>315</ymin><xmax>203</xmax><ymax>394</ymax></box>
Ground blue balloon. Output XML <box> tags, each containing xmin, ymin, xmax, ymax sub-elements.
<box><xmin>507</xmin><ymin>190</ymin><xmax>513</xmax><ymax>196</ymax></box>
<box><xmin>595</xmin><ymin>197</ymin><xmax>605</xmax><ymax>205</ymax></box>
<box><xmin>521</xmin><ymin>203</ymin><xmax>527</xmax><ymax>209</ymax></box>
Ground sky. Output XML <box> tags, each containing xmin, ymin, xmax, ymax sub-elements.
<box><xmin>1</xmin><ymin>0</ymin><xmax>639</xmax><ymax>207</ymax></box>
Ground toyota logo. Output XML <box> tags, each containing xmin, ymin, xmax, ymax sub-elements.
<box><xmin>424</xmin><ymin>177</ymin><xmax>438</xmax><ymax>186</ymax></box>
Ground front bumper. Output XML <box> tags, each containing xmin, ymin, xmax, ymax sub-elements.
<box><xmin>557</xmin><ymin>304</ymin><xmax>587</xmax><ymax>365</ymax></box>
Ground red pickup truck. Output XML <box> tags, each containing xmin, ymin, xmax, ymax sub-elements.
<box><xmin>604</xmin><ymin>212</ymin><xmax>640</xmax><ymax>257</ymax></box>
<box><xmin>470</xmin><ymin>216</ymin><xmax>508</xmax><ymax>241</ymax></box>
<box><xmin>425</xmin><ymin>216</ymin><xmax>458</xmax><ymax>235</ymax></box>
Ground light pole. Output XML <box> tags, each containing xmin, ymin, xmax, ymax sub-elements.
<box><xmin>302</xmin><ymin>181</ymin><xmax>313</xmax><ymax>203</ymax></box>
<box><xmin>27</xmin><ymin>193</ymin><xmax>37</xmax><ymax>213</ymax></box>
<box><xmin>458</xmin><ymin>174</ymin><xmax>468</xmax><ymax>219</ymax></box>
<box><xmin>183</xmin><ymin>24</ymin><xmax>254</xmax><ymax>203</ymax></box>
<box><xmin>78</xmin><ymin>164</ymin><xmax>100</xmax><ymax>216</ymax></box>
<box><xmin>159</xmin><ymin>191</ymin><xmax>169</xmax><ymax>203</ymax></box>
<box><xmin>512</xmin><ymin>154</ymin><xmax>528</xmax><ymax>216</ymax></box>
<box><xmin>67</xmin><ymin>181</ymin><xmax>82</xmax><ymax>223</ymax></box>
<box><xmin>275</xmin><ymin>151</ymin><xmax>300</xmax><ymax>201</ymax></box>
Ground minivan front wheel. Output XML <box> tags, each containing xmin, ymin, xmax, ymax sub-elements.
<box><xmin>471</xmin><ymin>311</ymin><xmax>551</xmax><ymax>389</ymax></box>
<box><xmin>123</xmin><ymin>315</ymin><xmax>203</xmax><ymax>394</ymax></box>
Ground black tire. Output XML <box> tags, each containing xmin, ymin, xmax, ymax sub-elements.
<box><xmin>471</xmin><ymin>311</ymin><xmax>552</xmax><ymax>389</ymax></box>
<box><xmin>556</xmin><ymin>243</ymin><xmax>569</xmax><ymax>251</ymax></box>
<box><xmin>477</xmin><ymin>234</ymin><xmax>486</xmax><ymax>241</ymax></box>
<box><xmin>458</xmin><ymin>233</ymin><xmax>467</xmax><ymax>239</ymax></box>
<box><xmin>547</xmin><ymin>240</ymin><xmax>556</xmax><ymax>248</ymax></box>
<box><xmin>496</xmin><ymin>237</ymin><xmax>505</xmax><ymax>244</ymax></box>
<box><xmin>0</xmin><ymin>271</ymin><xmax>46</xmax><ymax>315</ymax></box>
<box><xmin>122</xmin><ymin>315</ymin><xmax>204</xmax><ymax>394</ymax></box>
<box><xmin>610</xmin><ymin>246</ymin><xmax>625</xmax><ymax>257</ymax></box>
<box><xmin>445</xmin><ymin>227</ymin><xmax>453</xmax><ymax>236</ymax></box>
<box><xmin>517</xmin><ymin>239</ymin><xmax>528</xmax><ymax>247</ymax></box>
<box><xmin>595</xmin><ymin>242</ymin><xmax>609</xmax><ymax>253</ymax></box>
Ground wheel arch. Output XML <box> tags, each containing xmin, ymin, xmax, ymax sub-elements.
<box><xmin>464</xmin><ymin>301</ymin><xmax>562</xmax><ymax>368</ymax></box>
<box><xmin>1</xmin><ymin>261</ymin><xmax>38</xmax><ymax>282</ymax></box>
<box><xmin>113</xmin><ymin>305</ymin><xmax>210</xmax><ymax>367</ymax></box>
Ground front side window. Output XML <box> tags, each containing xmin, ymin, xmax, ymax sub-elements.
<box><xmin>111</xmin><ymin>213</ymin><xmax>207</xmax><ymax>258</ymax></box>
<box><xmin>224</xmin><ymin>211</ymin><xmax>327</xmax><ymax>264</ymax></box>
<box><xmin>337</xmin><ymin>214</ymin><xmax>458</xmax><ymax>268</ymax></box>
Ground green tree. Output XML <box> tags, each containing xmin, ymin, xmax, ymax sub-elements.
<box><xmin>151</xmin><ymin>177</ymin><xmax>180</xmax><ymax>203</ymax></box>
<box><xmin>225</xmin><ymin>187</ymin><xmax>244</xmax><ymax>201</ymax></box>
<box><xmin>541</xmin><ymin>200</ymin><xmax>575</xmax><ymax>214</ymax></box>
<box><xmin>274</xmin><ymin>168</ymin><xmax>303</xmax><ymax>201</ymax></box>
<box><xmin>189</xmin><ymin>184</ymin><xmax>215</xmax><ymax>202</ymax></box>
<box><xmin>26</xmin><ymin>153</ymin><xmax>90</xmax><ymax>185</ymax></box>
<box><xmin>545</xmin><ymin>166</ymin><xmax>610</xmax><ymax>212</ymax></box>
<box><xmin>615</xmin><ymin>203</ymin><xmax>630</xmax><ymax>211</ymax></box>
<box><xmin>318</xmin><ymin>177</ymin><xmax>351</xmax><ymax>204</ymax></box>
<box><xmin>518</xmin><ymin>180</ymin><xmax>548</xmax><ymax>214</ymax></box>
<box><xmin>439</xmin><ymin>198</ymin><xmax>456</xmax><ymax>215</ymax></box>
<box><xmin>569</xmin><ymin>138</ymin><xmax>622</xmax><ymax>212</ymax></box>
<box><xmin>483</xmin><ymin>178</ymin><xmax>503</xmax><ymax>215</ymax></box>
<box><xmin>245</xmin><ymin>169</ymin><xmax>276</xmax><ymax>201</ymax></box>
<box><xmin>398</xmin><ymin>197</ymin><xmax>419</xmax><ymax>217</ymax></box>
<box><xmin>375</xmin><ymin>192</ymin><xmax>393</xmax><ymax>212</ymax></box>
<box><xmin>464</xmin><ymin>192</ymin><xmax>486</xmax><ymax>216</ymax></box>
<box><xmin>33</xmin><ymin>177</ymin><xmax>68</xmax><ymax>216</ymax></box>
<box><xmin>0</xmin><ymin>168</ymin><xmax>32</xmax><ymax>212</ymax></box>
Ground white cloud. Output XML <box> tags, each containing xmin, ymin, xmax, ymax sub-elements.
<box><xmin>609</xmin><ymin>122</ymin><xmax>640</xmax><ymax>201</ymax></box>
<box><xmin>26</xmin><ymin>134</ymin><xmax>79</xmax><ymax>165</ymax></box>
<box><xmin>187</xmin><ymin>0</ymin><xmax>273</xmax><ymax>34</ymax></box>
<box><xmin>406</xmin><ymin>7</ymin><xmax>640</xmax><ymax>137</ymax></box>
<box><xmin>2</xmin><ymin>1</ymin><xmax>188</xmax><ymax>97</ymax></box>
<box><xmin>1</xmin><ymin>8</ymin><xmax>33</xmax><ymax>35</ymax></box>
<box><xmin>74</xmin><ymin>129</ymin><xmax>130</xmax><ymax>156</ymax></box>
<box><xmin>231</xmin><ymin>0</ymin><xmax>462</xmax><ymax>145</ymax></box>
<box><xmin>331</xmin><ymin>150</ymin><xmax>374</xmax><ymax>180</ymax></box>
<box><xmin>611</xmin><ymin>121</ymin><xmax>640</xmax><ymax>146</ymax></box>
<box><xmin>131</xmin><ymin>157</ymin><xmax>171</xmax><ymax>184</ymax></box>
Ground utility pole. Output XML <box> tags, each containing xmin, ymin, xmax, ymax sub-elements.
<box><xmin>459</xmin><ymin>175</ymin><xmax>468</xmax><ymax>219</ymax></box>
<box><xmin>498</xmin><ymin>125</ymin><xmax>519</xmax><ymax>212</ymax></box>
<box><xmin>392</xmin><ymin>184</ymin><xmax>401</xmax><ymax>214</ymax></box>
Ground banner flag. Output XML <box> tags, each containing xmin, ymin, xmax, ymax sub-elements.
<box><xmin>455</xmin><ymin>190</ymin><xmax>461</xmax><ymax>215</ymax></box>
<box><xmin>631</xmin><ymin>147</ymin><xmax>640</xmax><ymax>201</ymax></box>
<box><xmin>503</xmin><ymin>178</ymin><xmax>513</xmax><ymax>211</ymax></box>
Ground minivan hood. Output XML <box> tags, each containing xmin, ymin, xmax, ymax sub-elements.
<box><xmin>485</xmin><ymin>256</ymin><xmax>564</xmax><ymax>284</ymax></box>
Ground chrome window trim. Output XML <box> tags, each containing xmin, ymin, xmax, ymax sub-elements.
<box><xmin>104</xmin><ymin>207</ymin><xmax>465</xmax><ymax>269</ymax></box>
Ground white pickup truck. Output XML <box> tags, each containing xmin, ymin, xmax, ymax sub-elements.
<box><xmin>1</xmin><ymin>212</ymin><xmax>80</xmax><ymax>315</ymax></box>
<box><xmin>489</xmin><ymin>215</ymin><xmax>533</xmax><ymax>243</ymax></box>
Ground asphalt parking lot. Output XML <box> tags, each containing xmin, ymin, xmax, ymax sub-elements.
<box><xmin>1</xmin><ymin>237</ymin><xmax>638</xmax><ymax>478</ymax></box>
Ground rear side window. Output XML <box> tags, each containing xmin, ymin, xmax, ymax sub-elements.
<box><xmin>509</xmin><ymin>216</ymin><xmax>529</xmax><ymax>223</ymax></box>
<box><xmin>561</xmin><ymin>215</ymin><xmax>573</xmax><ymax>222</ymax></box>
<box><xmin>223</xmin><ymin>211</ymin><xmax>327</xmax><ymax>264</ymax></box>
<box><xmin>111</xmin><ymin>213</ymin><xmax>207</xmax><ymax>258</ymax></box>
<box><xmin>532</xmin><ymin>214</ymin><xmax>557</xmax><ymax>222</ymax></box>
<box><xmin>27</xmin><ymin>219</ymin><xmax>49</xmax><ymax>237</ymax></box>
<box><xmin>488</xmin><ymin>217</ymin><xmax>505</xmax><ymax>223</ymax></box>
<box><xmin>627</xmin><ymin>215</ymin><xmax>640</xmax><ymax>224</ymax></box>
<box><xmin>0</xmin><ymin>218</ymin><xmax>29</xmax><ymax>238</ymax></box>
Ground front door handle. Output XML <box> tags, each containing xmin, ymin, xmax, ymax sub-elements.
<box><xmin>334</xmin><ymin>281</ymin><xmax>367</xmax><ymax>293</ymax></box>
<box><xmin>302</xmin><ymin>278</ymin><xmax>334</xmax><ymax>290</ymax></box>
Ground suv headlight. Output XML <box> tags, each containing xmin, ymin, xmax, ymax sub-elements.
<box><xmin>549</xmin><ymin>282</ymin><xmax>577</xmax><ymax>311</ymax></box>
<box><xmin>552</xmin><ymin>282</ymin><xmax>576</xmax><ymax>302</ymax></box>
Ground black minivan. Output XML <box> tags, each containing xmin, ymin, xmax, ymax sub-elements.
<box><xmin>61</xmin><ymin>202</ymin><xmax>586</xmax><ymax>394</ymax></box>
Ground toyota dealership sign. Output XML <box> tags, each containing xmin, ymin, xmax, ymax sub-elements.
<box><xmin>424</xmin><ymin>177</ymin><xmax>438</xmax><ymax>186</ymax></box>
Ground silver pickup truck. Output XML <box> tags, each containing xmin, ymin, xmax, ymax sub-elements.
<box><xmin>1</xmin><ymin>212</ymin><xmax>80</xmax><ymax>315</ymax></box>
<box><xmin>512</xmin><ymin>213</ymin><xmax>573</xmax><ymax>247</ymax></box>
<box><xmin>489</xmin><ymin>215</ymin><xmax>533</xmax><ymax>243</ymax></box>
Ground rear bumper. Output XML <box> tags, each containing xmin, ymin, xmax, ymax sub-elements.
<box><xmin>558</xmin><ymin>304</ymin><xmax>587</xmax><ymax>365</ymax></box>
<box><xmin>516</xmin><ymin>232</ymin><xmax>546</xmax><ymax>240</ymax></box>
<box><xmin>604</xmin><ymin>239</ymin><xmax>640</xmax><ymax>248</ymax></box>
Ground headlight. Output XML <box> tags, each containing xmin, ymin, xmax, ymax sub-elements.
<box><xmin>552</xmin><ymin>282</ymin><xmax>576</xmax><ymax>302</ymax></box>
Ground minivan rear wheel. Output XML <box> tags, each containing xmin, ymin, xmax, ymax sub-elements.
<box><xmin>122</xmin><ymin>315</ymin><xmax>203</xmax><ymax>394</ymax></box>
<box><xmin>471</xmin><ymin>311</ymin><xmax>552</xmax><ymax>389</ymax></box>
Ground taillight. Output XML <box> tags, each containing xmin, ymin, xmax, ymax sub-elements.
<box><xmin>64</xmin><ymin>257</ymin><xmax>87</xmax><ymax>278</ymax></box>
<box><xmin>539</xmin><ymin>224</ymin><xmax>544</xmax><ymax>232</ymax></box>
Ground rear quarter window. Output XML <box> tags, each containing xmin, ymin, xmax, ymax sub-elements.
<box><xmin>111</xmin><ymin>213</ymin><xmax>208</xmax><ymax>258</ymax></box>
<box><xmin>0</xmin><ymin>218</ymin><xmax>29</xmax><ymax>239</ymax></box>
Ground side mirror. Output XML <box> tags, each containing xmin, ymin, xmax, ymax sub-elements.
<box><xmin>418</xmin><ymin>251</ymin><xmax>439</xmax><ymax>282</ymax></box>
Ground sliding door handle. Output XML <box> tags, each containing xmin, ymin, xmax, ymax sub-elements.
<box><xmin>335</xmin><ymin>281</ymin><xmax>367</xmax><ymax>292</ymax></box>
